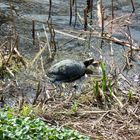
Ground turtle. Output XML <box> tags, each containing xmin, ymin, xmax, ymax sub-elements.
<box><xmin>47</xmin><ymin>58</ymin><xmax>94</xmax><ymax>82</ymax></box>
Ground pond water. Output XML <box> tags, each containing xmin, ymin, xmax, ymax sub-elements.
<box><xmin>0</xmin><ymin>0</ymin><xmax>140</xmax><ymax>105</ymax></box>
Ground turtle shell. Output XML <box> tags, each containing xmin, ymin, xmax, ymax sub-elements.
<box><xmin>47</xmin><ymin>59</ymin><xmax>86</xmax><ymax>82</ymax></box>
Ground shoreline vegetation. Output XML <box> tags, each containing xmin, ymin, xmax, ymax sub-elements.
<box><xmin>0</xmin><ymin>0</ymin><xmax>140</xmax><ymax>139</ymax></box>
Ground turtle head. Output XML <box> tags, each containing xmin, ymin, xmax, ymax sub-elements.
<box><xmin>83</xmin><ymin>58</ymin><xmax>94</xmax><ymax>67</ymax></box>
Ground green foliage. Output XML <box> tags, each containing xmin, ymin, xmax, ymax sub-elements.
<box><xmin>95</xmin><ymin>81</ymin><xmax>99</xmax><ymax>97</ymax></box>
<box><xmin>93</xmin><ymin>62</ymin><xmax>114</xmax><ymax>102</ymax></box>
<box><xmin>128</xmin><ymin>90</ymin><xmax>133</xmax><ymax>101</ymax></box>
<box><xmin>100</xmin><ymin>62</ymin><xmax>107</xmax><ymax>92</ymax></box>
<box><xmin>0</xmin><ymin>109</ymin><xmax>90</xmax><ymax>140</ymax></box>
<box><xmin>71</xmin><ymin>101</ymin><xmax>78</xmax><ymax>113</ymax></box>
<box><xmin>20</xmin><ymin>104</ymin><xmax>34</xmax><ymax>117</ymax></box>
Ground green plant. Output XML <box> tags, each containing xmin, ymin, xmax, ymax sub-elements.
<box><xmin>100</xmin><ymin>62</ymin><xmax>107</xmax><ymax>92</ymax></box>
<box><xmin>93</xmin><ymin>62</ymin><xmax>114</xmax><ymax>102</ymax></box>
<box><xmin>0</xmin><ymin>108</ymin><xmax>90</xmax><ymax>140</ymax></box>
<box><xmin>71</xmin><ymin>101</ymin><xmax>78</xmax><ymax>113</ymax></box>
<box><xmin>94</xmin><ymin>81</ymin><xmax>102</xmax><ymax>100</ymax></box>
<box><xmin>128</xmin><ymin>90</ymin><xmax>133</xmax><ymax>101</ymax></box>
<box><xmin>20</xmin><ymin>104</ymin><xmax>35</xmax><ymax>118</ymax></box>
